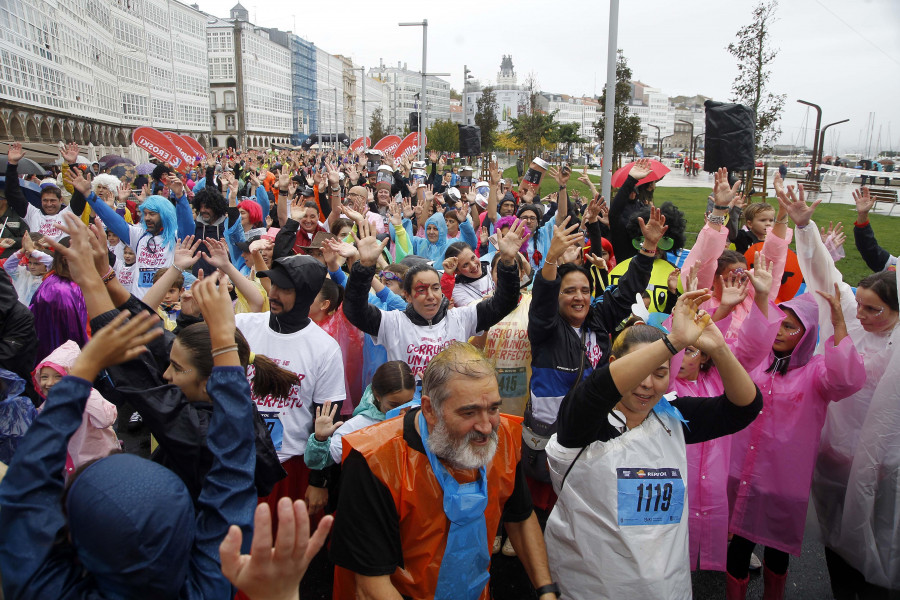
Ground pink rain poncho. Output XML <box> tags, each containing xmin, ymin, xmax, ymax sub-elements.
<box><xmin>318</xmin><ymin>307</ymin><xmax>365</xmax><ymax>417</ymax></box>
<box><xmin>727</xmin><ymin>293</ymin><xmax>866</xmax><ymax>555</ymax></box>
<box><xmin>680</xmin><ymin>223</ymin><xmax>791</xmax><ymax>338</ymax></box>
<box><xmin>668</xmin><ymin>301</ymin><xmax>784</xmax><ymax>571</ymax></box>
<box><xmin>795</xmin><ymin>221</ymin><xmax>900</xmax><ymax>588</ymax></box>
<box><xmin>32</xmin><ymin>340</ymin><xmax>119</xmax><ymax>477</ymax></box>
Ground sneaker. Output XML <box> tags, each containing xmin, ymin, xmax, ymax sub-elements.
<box><xmin>749</xmin><ymin>552</ymin><xmax>762</xmax><ymax>571</ymax></box>
<box><xmin>501</xmin><ymin>537</ymin><xmax>517</xmax><ymax>557</ymax></box>
<box><xmin>492</xmin><ymin>535</ymin><xmax>502</xmax><ymax>555</ymax></box>
<box><xmin>128</xmin><ymin>411</ymin><xmax>143</xmax><ymax>430</ymax></box>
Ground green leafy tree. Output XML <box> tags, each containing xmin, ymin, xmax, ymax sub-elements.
<box><xmin>727</xmin><ymin>0</ymin><xmax>785</xmax><ymax>155</ymax></box>
<box><xmin>449</xmin><ymin>88</ymin><xmax>462</xmax><ymax>101</ymax></box>
<box><xmin>595</xmin><ymin>50</ymin><xmax>642</xmax><ymax>170</ymax></box>
<box><xmin>509</xmin><ymin>77</ymin><xmax>558</xmax><ymax>161</ymax></box>
<box><xmin>475</xmin><ymin>87</ymin><xmax>500</xmax><ymax>151</ymax></box>
<box><xmin>425</xmin><ymin>119</ymin><xmax>459</xmax><ymax>153</ymax></box>
<box><xmin>369</xmin><ymin>107</ymin><xmax>387</xmax><ymax>144</ymax></box>
<box><xmin>550</xmin><ymin>123</ymin><xmax>587</xmax><ymax>159</ymax></box>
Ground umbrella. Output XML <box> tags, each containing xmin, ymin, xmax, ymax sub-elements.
<box><xmin>879</xmin><ymin>158</ymin><xmax>894</xmax><ymax>166</ymax></box>
<box><xmin>611</xmin><ymin>159</ymin><xmax>670</xmax><ymax>187</ymax></box>
<box><xmin>98</xmin><ymin>155</ymin><xmax>135</xmax><ymax>169</ymax></box>
<box><xmin>0</xmin><ymin>156</ymin><xmax>48</xmax><ymax>177</ymax></box>
<box><xmin>110</xmin><ymin>164</ymin><xmax>137</xmax><ymax>188</ymax></box>
<box><xmin>136</xmin><ymin>162</ymin><xmax>156</xmax><ymax>175</ymax></box>
<box><xmin>0</xmin><ymin>175</ymin><xmax>42</xmax><ymax>205</ymax></box>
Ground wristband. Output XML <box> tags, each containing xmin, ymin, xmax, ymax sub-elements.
<box><xmin>662</xmin><ymin>335</ymin><xmax>679</xmax><ymax>355</ymax></box>
<box><xmin>639</xmin><ymin>243</ymin><xmax>656</xmax><ymax>256</ymax></box>
<box><xmin>211</xmin><ymin>344</ymin><xmax>239</xmax><ymax>358</ymax></box>
<box><xmin>535</xmin><ymin>583</ymin><xmax>561</xmax><ymax>598</ymax></box>
<box><xmin>775</xmin><ymin>216</ymin><xmax>789</xmax><ymax>224</ymax></box>
<box><xmin>713</xmin><ymin>203</ymin><xmax>731</xmax><ymax>211</ymax></box>
<box><xmin>101</xmin><ymin>268</ymin><xmax>116</xmax><ymax>284</ymax></box>
<box><xmin>707</xmin><ymin>214</ymin><xmax>726</xmax><ymax>226</ymax></box>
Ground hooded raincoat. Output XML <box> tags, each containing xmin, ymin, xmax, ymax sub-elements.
<box><xmin>728</xmin><ymin>293</ymin><xmax>866</xmax><ymax>555</ymax></box>
<box><xmin>29</xmin><ymin>272</ymin><xmax>89</xmax><ymax>365</ymax></box>
<box><xmin>0</xmin><ymin>367</ymin><xmax>37</xmax><ymax>464</ymax></box>
<box><xmin>668</xmin><ymin>302</ymin><xmax>784</xmax><ymax>571</ymax></box>
<box><xmin>795</xmin><ymin>221</ymin><xmax>900</xmax><ymax>588</ymax></box>
<box><xmin>0</xmin><ymin>271</ymin><xmax>37</xmax><ymax>395</ymax></box>
<box><xmin>401</xmin><ymin>212</ymin><xmax>453</xmax><ymax>264</ymax></box>
<box><xmin>33</xmin><ymin>340</ymin><xmax>119</xmax><ymax>476</ymax></box>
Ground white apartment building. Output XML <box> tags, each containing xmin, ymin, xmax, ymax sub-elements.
<box><xmin>368</xmin><ymin>62</ymin><xmax>450</xmax><ymax>134</ymax></box>
<box><xmin>206</xmin><ymin>3</ymin><xmax>291</xmax><ymax>149</ymax></box>
<box><xmin>316</xmin><ymin>48</ymin><xmax>345</xmax><ymax>140</ymax></box>
<box><xmin>0</xmin><ymin>0</ymin><xmax>211</xmax><ymax>154</ymax></box>
<box><xmin>354</xmin><ymin>75</ymin><xmax>387</xmax><ymax>141</ymax></box>
<box><xmin>536</xmin><ymin>93</ymin><xmax>598</xmax><ymax>140</ymax></box>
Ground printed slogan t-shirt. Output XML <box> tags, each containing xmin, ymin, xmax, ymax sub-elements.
<box><xmin>124</xmin><ymin>226</ymin><xmax>175</xmax><ymax>299</ymax></box>
<box><xmin>236</xmin><ymin>312</ymin><xmax>346</xmax><ymax>462</ymax></box>
<box><xmin>374</xmin><ymin>304</ymin><xmax>480</xmax><ymax>379</ymax></box>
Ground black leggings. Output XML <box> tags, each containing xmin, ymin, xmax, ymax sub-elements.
<box><xmin>726</xmin><ymin>534</ymin><xmax>789</xmax><ymax>579</ymax></box>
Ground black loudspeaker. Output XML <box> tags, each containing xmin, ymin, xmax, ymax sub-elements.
<box><xmin>703</xmin><ymin>100</ymin><xmax>755</xmax><ymax>173</ymax></box>
<box><xmin>458</xmin><ymin>124</ymin><xmax>481</xmax><ymax>157</ymax></box>
<box><xmin>409</xmin><ymin>112</ymin><xmax>419</xmax><ymax>131</ymax></box>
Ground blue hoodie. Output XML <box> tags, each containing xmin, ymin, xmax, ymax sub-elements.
<box><xmin>402</xmin><ymin>212</ymin><xmax>452</xmax><ymax>264</ymax></box>
<box><xmin>0</xmin><ymin>367</ymin><xmax>256</xmax><ymax>600</ymax></box>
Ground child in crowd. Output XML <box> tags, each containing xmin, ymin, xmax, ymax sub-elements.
<box><xmin>32</xmin><ymin>340</ymin><xmax>120</xmax><ymax>479</ymax></box>
<box><xmin>3</xmin><ymin>232</ymin><xmax>51</xmax><ymax>305</ymax></box>
<box><xmin>735</xmin><ymin>202</ymin><xmax>777</xmax><ymax>254</ymax></box>
<box><xmin>115</xmin><ymin>244</ymin><xmax>138</xmax><ymax>290</ymax></box>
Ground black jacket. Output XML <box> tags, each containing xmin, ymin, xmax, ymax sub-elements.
<box><xmin>0</xmin><ymin>271</ymin><xmax>38</xmax><ymax>401</ymax></box>
<box><xmin>854</xmin><ymin>221</ymin><xmax>896</xmax><ymax>272</ymax></box>
<box><xmin>90</xmin><ymin>295</ymin><xmax>286</xmax><ymax>502</ymax></box>
<box><xmin>607</xmin><ymin>175</ymin><xmax>642</xmax><ymax>263</ymax></box>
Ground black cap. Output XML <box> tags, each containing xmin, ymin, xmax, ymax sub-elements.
<box><xmin>299</xmin><ymin>186</ymin><xmax>315</xmax><ymax>198</ymax></box>
<box><xmin>256</xmin><ymin>262</ymin><xmax>294</xmax><ymax>290</ymax></box>
<box><xmin>234</xmin><ymin>235</ymin><xmax>261</xmax><ymax>253</ymax></box>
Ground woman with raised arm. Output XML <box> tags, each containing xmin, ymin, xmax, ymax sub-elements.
<box><xmin>779</xmin><ymin>184</ymin><xmax>900</xmax><ymax>596</ymax></box>
<box><xmin>543</xmin><ymin>290</ymin><xmax>761</xmax><ymax>599</ymax></box>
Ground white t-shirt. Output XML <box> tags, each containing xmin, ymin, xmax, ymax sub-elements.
<box><xmin>23</xmin><ymin>204</ymin><xmax>73</xmax><ymax>242</ymax></box>
<box><xmin>375</xmin><ymin>304</ymin><xmax>480</xmax><ymax>379</ymax></box>
<box><xmin>451</xmin><ymin>273</ymin><xmax>495</xmax><ymax>307</ymax></box>
<box><xmin>125</xmin><ymin>226</ymin><xmax>175</xmax><ymax>299</ymax></box>
<box><xmin>236</xmin><ymin>312</ymin><xmax>346</xmax><ymax>462</ymax></box>
<box><xmin>329</xmin><ymin>413</ymin><xmax>380</xmax><ymax>464</ymax></box>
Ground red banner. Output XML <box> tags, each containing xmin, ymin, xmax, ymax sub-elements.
<box><xmin>132</xmin><ymin>127</ymin><xmax>184</xmax><ymax>171</ymax></box>
<box><xmin>350</xmin><ymin>136</ymin><xmax>372</xmax><ymax>152</ymax></box>
<box><xmin>162</xmin><ymin>132</ymin><xmax>196</xmax><ymax>170</ymax></box>
<box><xmin>179</xmin><ymin>135</ymin><xmax>207</xmax><ymax>160</ymax></box>
<box><xmin>372</xmin><ymin>135</ymin><xmax>402</xmax><ymax>154</ymax></box>
<box><xmin>395</xmin><ymin>132</ymin><xmax>427</xmax><ymax>161</ymax></box>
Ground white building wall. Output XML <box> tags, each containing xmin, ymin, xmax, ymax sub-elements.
<box><xmin>316</xmin><ymin>48</ymin><xmax>344</xmax><ymax>135</ymax></box>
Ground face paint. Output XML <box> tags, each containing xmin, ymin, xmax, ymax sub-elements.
<box><xmin>786</xmin><ymin>326</ymin><xmax>802</xmax><ymax>337</ymax></box>
<box><xmin>414</xmin><ymin>282</ymin><xmax>430</xmax><ymax>298</ymax></box>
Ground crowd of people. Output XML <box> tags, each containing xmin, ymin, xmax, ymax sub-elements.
<box><xmin>0</xmin><ymin>141</ymin><xmax>897</xmax><ymax>600</ymax></box>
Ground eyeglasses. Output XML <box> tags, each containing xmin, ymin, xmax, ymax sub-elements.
<box><xmin>632</xmin><ymin>236</ymin><xmax>675</xmax><ymax>251</ymax></box>
<box><xmin>856</xmin><ymin>300</ymin><xmax>885</xmax><ymax>318</ymax></box>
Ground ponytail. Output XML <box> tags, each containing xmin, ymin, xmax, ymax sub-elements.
<box><xmin>248</xmin><ymin>353</ymin><xmax>299</xmax><ymax>400</ymax></box>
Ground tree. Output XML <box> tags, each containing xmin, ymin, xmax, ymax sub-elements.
<box><xmin>425</xmin><ymin>119</ymin><xmax>459</xmax><ymax>153</ymax></box>
<box><xmin>449</xmin><ymin>88</ymin><xmax>462</xmax><ymax>101</ymax></box>
<box><xmin>550</xmin><ymin>123</ymin><xmax>587</xmax><ymax>159</ymax></box>
<box><xmin>595</xmin><ymin>50</ymin><xmax>642</xmax><ymax>171</ymax></box>
<box><xmin>369</xmin><ymin>107</ymin><xmax>387</xmax><ymax>144</ymax></box>
<box><xmin>475</xmin><ymin>86</ymin><xmax>500</xmax><ymax>152</ymax></box>
<box><xmin>496</xmin><ymin>131</ymin><xmax>523</xmax><ymax>151</ymax></box>
<box><xmin>727</xmin><ymin>0</ymin><xmax>786</xmax><ymax>155</ymax></box>
<box><xmin>509</xmin><ymin>77</ymin><xmax>557</xmax><ymax>161</ymax></box>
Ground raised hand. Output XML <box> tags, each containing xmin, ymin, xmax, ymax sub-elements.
<box><xmin>773</xmin><ymin>172</ymin><xmax>785</xmax><ymax>198</ymax></box>
<box><xmin>166</xmin><ymin>173</ymin><xmax>185</xmax><ymax>198</ymax></box>
<box><xmin>684</xmin><ymin>260</ymin><xmax>703</xmax><ymax>293</ymax></box>
<box><xmin>429</xmin><ymin>150</ymin><xmax>438</xmax><ymax>163</ymax></box>
<box><xmin>694</xmin><ymin>314</ymin><xmax>728</xmax><ymax>355</ymax></box>
<box><xmin>629</xmin><ymin>157</ymin><xmax>653</xmax><ymax>181</ymax></box>
<box><xmin>341</xmin><ymin>203</ymin><xmax>364</xmax><ymax>224</ymax></box>
<box><xmin>401</xmin><ymin>197</ymin><xmax>414</xmax><ymax>220</ymax></box>
<box><xmin>489</xmin><ymin>159</ymin><xmax>501</xmax><ymax>186</ymax></box>
<box><xmin>191</xmin><ymin>271</ymin><xmax>236</xmax><ymax>343</ymax></box>
<box><xmin>713</xmin><ymin>167</ymin><xmax>742</xmax><ymax>209</ymax></box>
<box><xmin>852</xmin><ymin>187</ymin><xmax>876</xmax><ymax>219</ymax></box>
<box><xmin>496</xmin><ymin>218</ymin><xmax>531</xmax><ymax>263</ymax></box>
<box><xmin>326</xmin><ymin>162</ymin><xmax>341</xmax><ymax>187</ymax></box>
<box><xmin>313</xmin><ymin>401</ymin><xmax>344</xmax><ymax>442</ymax></box>
<box><xmin>638</xmin><ymin>205</ymin><xmax>669</xmax><ymax>250</ymax></box>
<box><xmin>816</xmin><ymin>282</ymin><xmax>847</xmax><ymax>330</ymax></box>
<box><xmin>667</xmin><ymin>268</ymin><xmax>681</xmax><ymax>294</ymax></box>
<box><xmin>546</xmin><ymin>217</ymin><xmax>581</xmax><ymax>265</ymax></box>
<box><xmin>442</xmin><ymin>256</ymin><xmax>458</xmax><ymax>275</ymax></box>
<box><xmin>776</xmin><ymin>183</ymin><xmax>821</xmax><ymax>228</ymax></box>
<box><xmin>63</xmin><ymin>166</ymin><xmax>92</xmax><ymax>197</ymax></box>
<box><xmin>7</xmin><ymin>142</ymin><xmax>25</xmax><ymax>165</ymax></box>
<box><xmin>345</xmin><ymin>163</ymin><xmax>359</xmax><ymax>183</ymax></box>
<box><xmin>174</xmin><ymin>236</ymin><xmax>202</xmax><ymax>271</ymax></box>
<box><xmin>69</xmin><ymin>311</ymin><xmax>162</xmax><ymax>382</ymax></box>
<box><xmin>382</xmin><ymin>152</ymin><xmax>395</xmax><ymax>167</ymax></box>
<box><xmin>117</xmin><ymin>184</ymin><xmax>131</xmax><ymax>205</ymax></box>
<box><xmin>61</xmin><ymin>142</ymin><xmax>80</xmax><ymax>165</ymax></box>
<box><xmin>388</xmin><ymin>201</ymin><xmax>403</xmax><ymax>227</ymax></box>
<box><xmin>582</xmin><ymin>195</ymin><xmax>606</xmax><ymax>223</ymax></box>
<box><xmin>46</xmin><ymin>213</ymin><xmax>102</xmax><ymax>283</ymax></box>
<box><xmin>747</xmin><ymin>251</ymin><xmax>774</xmax><ymax>297</ymax></box>
<box><xmin>201</xmin><ymin>238</ymin><xmax>232</xmax><ymax>269</ymax></box>
<box><xmin>669</xmin><ymin>289</ymin><xmax>713</xmax><ymax>349</ymax></box>
<box><xmin>718</xmin><ymin>272</ymin><xmax>750</xmax><ymax>308</ymax></box>
<box><xmin>597</xmin><ymin>200</ymin><xmax>610</xmax><ymax>227</ymax></box>
<box><xmin>585</xmin><ymin>253</ymin><xmax>608</xmax><ymax>271</ymax></box>
<box><xmin>549</xmin><ymin>163</ymin><xmax>571</xmax><ymax>186</ymax></box>
<box><xmin>352</xmin><ymin>219</ymin><xmax>389</xmax><ymax>267</ymax></box>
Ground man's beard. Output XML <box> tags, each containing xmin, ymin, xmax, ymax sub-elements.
<box><xmin>426</xmin><ymin>416</ymin><xmax>498</xmax><ymax>470</ymax></box>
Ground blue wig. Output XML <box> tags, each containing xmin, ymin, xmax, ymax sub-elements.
<box><xmin>140</xmin><ymin>195</ymin><xmax>178</xmax><ymax>249</ymax></box>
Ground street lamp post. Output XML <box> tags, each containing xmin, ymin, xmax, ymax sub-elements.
<box><xmin>818</xmin><ymin>119</ymin><xmax>849</xmax><ymax>177</ymax></box>
<box><xmin>648</xmin><ymin>124</ymin><xmax>660</xmax><ymax>159</ymax></box>
<box><xmin>797</xmin><ymin>100</ymin><xmax>823</xmax><ymax>181</ymax></box>
<box><xmin>352</xmin><ymin>66</ymin><xmax>367</xmax><ymax>146</ymax></box>
<box><xmin>677</xmin><ymin>119</ymin><xmax>694</xmax><ymax>174</ymax></box>
<box><xmin>399</xmin><ymin>21</ymin><xmax>450</xmax><ymax>160</ymax></box>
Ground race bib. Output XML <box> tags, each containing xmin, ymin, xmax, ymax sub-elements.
<box><xmin>616</xmin><ymin>467</ymin><xmax>685</xmax><ymax>526</ymax></box>
<box><xmin>260</xmin><ymin>411</ymin><xmax>283</xmax><ymax>451</ymax></box>
<box><xmin>497</xmin><ymin>366</ymin><xmax>527</xmax><ymax>398</ymax></box>
<box><xmin>138</xmin><ymin>268</ymin><xmax>156</xmax><ymax>288</ymax></box>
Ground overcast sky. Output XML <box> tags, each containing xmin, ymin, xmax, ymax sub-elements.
<box><xmin>197</xmin><ymin>0</ymin><xmax>900</xmax><ymax>156</ymax></box>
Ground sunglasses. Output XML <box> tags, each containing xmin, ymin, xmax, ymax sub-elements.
<box><xmin>380</xmin><ymin>271</ymin><xmax>403</xmax><ymax>284</ymax></box>
<box><xmin>632</xmin><ymin>236</ymin><xmax>674</xmax><ymax>251</ymax></box>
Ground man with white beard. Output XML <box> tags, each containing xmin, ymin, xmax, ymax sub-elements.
<box><xmin>330</xmin><ymin>342</ymin><xmax>560</xmax><ymax>600</ymax></box>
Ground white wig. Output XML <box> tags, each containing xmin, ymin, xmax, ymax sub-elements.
<box><xmin>91</xmin><ymin>173</ymin><xmax>121</xmax><ymax>194</ymax></box>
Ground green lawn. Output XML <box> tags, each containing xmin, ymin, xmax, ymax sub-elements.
<box><xmin>502</xmin><ymin>166</ymin><xmax>897</xmax><ymax>285</ymax></box>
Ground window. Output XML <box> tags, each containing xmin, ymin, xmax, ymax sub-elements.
<box><xmin>225</xmin><ymin>115</ymin><xmax>235</xmax><ymax>128</ymax></box>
